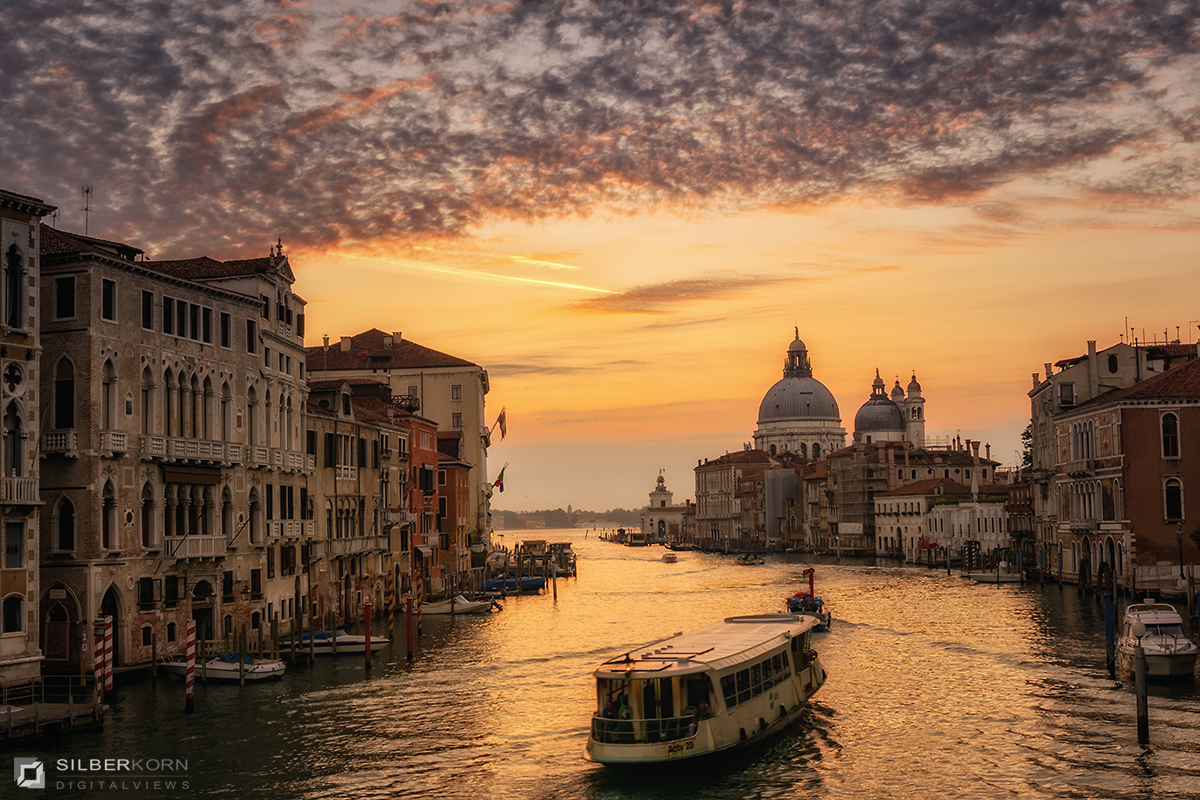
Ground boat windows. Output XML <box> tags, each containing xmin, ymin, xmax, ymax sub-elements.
<box><xmin>736</xmin><ymin>669</ymin><xmax>751</xmax><ymax>703</ymax></box>
<box><xmin>721</xmin><ymin>674</ymin><xmax>737</xmax><ymax>708</ymax></box>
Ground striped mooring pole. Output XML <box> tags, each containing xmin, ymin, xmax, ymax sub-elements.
<box><xmin>93</xmin><ymin>622</ymin><xmax>105</xmax><ymax>706</ymax></box>
<box><xmin>103</xmin><ymin>616</ymin><xmax>114</xmax><ymax>692</ymax></box>
<box><xmin>185</xmin><ymin>619</ymin><xmax>196</xmax><ymax>714</ymax></box>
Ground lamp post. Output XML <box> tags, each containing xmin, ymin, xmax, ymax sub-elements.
<box><xmin>1177</xmin><ymin>527</ymin><xmax>1185</xmax><ymax>580</ymax></box>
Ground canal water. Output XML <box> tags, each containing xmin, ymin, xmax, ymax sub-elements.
<box><xmin>30</xmin><ymin>529</ymin><xmax>1200</xmax><ymax>799</ymax></box>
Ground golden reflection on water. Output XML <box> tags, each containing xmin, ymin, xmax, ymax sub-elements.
<box><xmin>84</xmin><ymin>528</ymin><xmax>1200</xmax><ymax>800</ymax></box>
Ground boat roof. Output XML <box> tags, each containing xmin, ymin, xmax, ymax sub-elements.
<box><xmin>594</xmin><ymin>613</ymin><xmax>818</xmax><ymax>679</ymax></box>
<box><xmin>1125</xmin><ymin>602</ymin><xmax>1184</xmax><ymax>623</ymax></box>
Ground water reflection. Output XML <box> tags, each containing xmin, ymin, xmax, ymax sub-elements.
<box><xmin>47</xmin><ymin>531</ymin><xmax>1200</xmax><ymax>800</ymax></box>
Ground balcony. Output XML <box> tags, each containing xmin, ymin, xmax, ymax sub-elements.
<box><xmin>40</xmin><ymin>430</ymin><xmax>78</xmax><ymax>457</ymax></box>
<box><xmin>324</xmin><ymin>534</ymin><xmax>390</xmax><ymax>558</ymax></box>
<box><xmin>168</xmin><ymin>534</ymin><xmax>228</xmax><ymax>559</ymax></box>
<box><xmin>100</xmin><ymin>430</ymin><xmax>128</xmax><ymax>455</ymax></box>
<box><xmin>2</xmin><ymin>476</ymin><xmax>38</xmax><ymax>504</ymax></box>
<box><xmin>384</xmin><ymin>508</ymin><xmax>411</xmax><ymax>526</ymax></box>
<box><xmin>140</xmin><ymin>435</ymin><xmax>245</xmax><ymax>466</ymax></box>
<box><xmin>1066</xmin><ymin>518</ymin><xmax>1099</xmax><ymax>534</ymax></box>
<box><xmin>1064</xmin><ymin>459</ymin><xmax>1095</xmax><ymax>477</ymax></box>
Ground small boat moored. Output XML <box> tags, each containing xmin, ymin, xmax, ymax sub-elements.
<box><xmin>734</xmin><ymin>553</ymin><xmax>765</xmax><ymax>566</ymax></box>
<box><xmin>279</xmin><ymin>629</ymin><xmax>389</xmax><ymax>655</ymax></box>
<box><xmin>584</xmin><ymin>613</ymin><xmax>827</xmax><ymax>768</ymax></box>
<box><xmin>661</xmin><ymin>552</ymin><xmax>679</xmax><ymax>564</ymax></box>
<box><xmin>1116</xmin><ymin>599</ymin><xmax>1199</xmax><ymax>679</ymax></box>
<box><xmin>422</xmin><ymin>595</ymin><xmax>500</xmax><ymax>615</ymax></box>
<box><xmin>162</xmin><ymin>652</ymin><xmax>286</xmax><ymax>682</ymax></box>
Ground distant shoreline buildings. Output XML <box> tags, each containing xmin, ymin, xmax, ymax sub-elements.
<box><xmin>639</xmin><ymin>331</ymin><xmax>1199</xmax><ymax>598</ymax></box>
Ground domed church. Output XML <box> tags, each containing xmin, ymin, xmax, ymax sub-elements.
<box><xmin>753</xmin><ymin>331</ymin><xmax>847</xmax><ymax>458</ymax></box>
<box><xmin>853</xmin><ymin>369</ymin><xmax>926</xmax><ymax>446</ymax></box>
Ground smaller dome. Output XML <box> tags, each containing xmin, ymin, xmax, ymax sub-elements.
<box><xmin>854</xmin><ymin>397</ymin><xmax>906</xmax><ymax>432</ymax></box>
<box><xmin>907</xmin><ymin>374</ymin><xmax>922</xmax><ymax>395</ymax></box>
<box><xmin>788</xmin><ymin>337</ymin><xmax>807</xmax><ymax>353</ymax></box>
<box><xmin>890</xmin><ymin>380</ymin><xmax>905</xmax><ymax>401</ymax></box>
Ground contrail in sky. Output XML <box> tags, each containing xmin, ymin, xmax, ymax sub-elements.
<box><xmin>333</xmin><ymin>252</ymin><xmax>617</xmax><ymax>294</ymax></box>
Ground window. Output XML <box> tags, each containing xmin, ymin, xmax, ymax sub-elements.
<box><xmin>142</xmin><ymin>626</ymin><xmax>153</xmax><ymax>647</ymax></box>
<box><xmin>165</xmin><ymin>576</ymin><xmax>180</xmax><ymax>608</ymax></box>
<box><xmin>141</xmin><ymin>291</ymin><xmax>154</xmax><ymax>329</ymax></box>
<box><xmin>451</xmin><ymin>384</ymin><xmax>462</xmax><ymax>401</ymax></box>
<box><xmin>220</xmin><ymin>312</ymin><xmax>231</xmax><ymax>348</ymax></box>
<box><xmin>264</xmin><ymin>346</ymin><xmax>271</xmax><ymax>368</ymax></box>
<box><xmin>167</xmin><ymin>622</ymin><xmax>177</xmax><ymax>642</ymax></box>
<box><xmin>176</xmin><ymin>297</ymin><xmax>186</xmax><ymax>334</ymax></box>
<box><xmin>101</xmin><ymin>279</ymin><xmax>117</xmax><ymax>320</ymax></box>
<box><xmin>1162</xmin><ymin>413</ymin><xmax>1180</xmax><ymax>458</ymax></box>
<box><xmin>1165</xmin><ymin>478</ymin><xmax>1183</xmax><ymax>521</ymax></box>
<box><xmin>202</xmin><ymin>307</ymin><xmax>213</xmax><ymax>343</ymax></box>
<box><xmin>54</xmin><ymin>498</ymin><xmax>75</xmax><ymax>552</ymax></box>
<box><xmin>3</xmin><ymin>595</ymin><xmax>23</xmax><ymax>632</ymax></box>
<box><xmin>251</xmin><ymin>568</ymin><xmax>263</xmax><ymax>599</ymax></box>
<box><xmin>261</xmin><ymin>294</ymin><xmax>270</xmax><ymax>320</ymax></box>
<box><xmin>222</xmin><ymin>571</ymin><xmax>234</xmax><ymax>601</ymax></box>
<box><xmin>4</xmin><ymin>244</ymin><xmax>24</xmax><ymax>327</ymax></box>
<box><xmin>163</xmin><ymin>297</ymin><xmax>175</xmax><ymax>334</ymax></box>
<box><xmin>4</xmin><ymin>523</ymin><xmax>22</xmax><ymax>569</ymax></box>
<box><xmin>438</xmin><ymin>469</ymin><xmax>447</xmax><ymax>486</ymax></box>
<box><xmin>138</xmin><ymin>577</ymin><xmax>158</xmax><ymax>610</ymax></box>
<box><xmin>1108</xmin><ymin>354</ymin><xmax>1119</xmax><ymax>373</ymax></box>
<box><xmin>55</xmin><ymin>277</ymin><xmax>76</xmax><ymax>319</ymax></box>
<box><xmin>246</xmin><ymin>320</ymin><xmax>257</xmax><ymax>353</ymax></box>
<box><xmin>452</xmin><ymin>412</ymin><xmax>462</xmax><ymax>429</ymax></box>
<box><xmin>1059</xmin><ymin>383</ymin><xmax>1076</xmax><ymax>407</ymax></box>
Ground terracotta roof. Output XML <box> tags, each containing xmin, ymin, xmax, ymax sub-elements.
<box><xmin>1076</xmin><ymin>355</ymin><xmax>1200</xmax><ymax>409</ymax></box>
<box><xmin>698</xmin><ymin>450</ymin><xmax>777</xmax><ymax>468</ymax></box>
<box><xmin>878</xmin><ymin>478</ymin><xmax>1008</xmax><ymax>498</ymax></box>
<box><xmin>148</xmin><ymin>254</ymin><xmax>284</xmax><ymax>280</ymax></box>
<box><xmin>306</xmin><ymin>328</ymin><xmax>478</xmax><ymax>370</ymax></box>
<box><xmin>40</xmin><ymin>224</ymin><xmax>143</xmax><ymax>260</ymax></box>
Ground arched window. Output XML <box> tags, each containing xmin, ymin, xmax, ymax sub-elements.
<box><xmin>249</xmin><ymin>489</ymin><xmax>262</xmax><ymax>544</ymax></box>
<box><xmin>141</xmin><ymin>484</ymin><xmax>156</xmax><ymax>548</ymax></box>
<box><xmin>4</xmin><ymin>244</ymin><xmax>24</xmax><ymax>328</ymax></box>
<box><xmin>100</xmin><ymin>360</ymin><xmax>117</xmax><ymax>431</ymax></box>
<box><xmin>799</xmin><ymin>443</ymin><xmax>807</xmax><ymax>458</ymax></box>
<box><xmin>2</xmin><ymin>594</ymin><xmax>23</xmax><ymax>632</ymax></box>
<box><xmin>55</xmin><ymin>359</ymin><xmax>75</xmax><ymax>429</ymax></box>
<box><xmin>202</xmin><ymin>377</ymin><xmax>214</xmax><ymax>440</ymax></box>
<box><xmin>3</xmin><ymin>401</ymin><xmax>22</xmax><ymax>477</ymax></box>
<box><xmin>140</xmin><ymin>367</ymin><xmax>154</xmax><ymax>435</ymax></box>
<box><xmin>163</xmin><ymin>369</ymin><xmax>177</xmax><ymax>436</ymax></box>
<box><xmin>102</xmin><ymin>481</ymin><xmax>117</xmax><ymax>549</ymax></box>
<box><xmin>811</xmin><ymin>443</ymin><xmax>820</xmax><ymax>459</ymax></box>
<box><xmin>53</xmin><ymin>496</ymin><xmax>76</xmax><ymax>551</ymax></box>
<box><xmin>1162</xmin><ymin>413</ymin><xmax>1180</xmax><ymax>458</ymax></box>
<box><xmin>769</xmin><ymin>444</ymin><xmax>776</xmax><ymax>456</ymax></box>
<box><xmin>1165</xmin><ymin>478</ymin><xmax>1183</xmax><ymax>521</ymax></box>
<box><xmin>221</xmin><ymin>488</ymin><xmax>234</xmax><ymax>540</ymax></box>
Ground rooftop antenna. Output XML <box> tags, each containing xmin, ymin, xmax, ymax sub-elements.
<box><xmin>80</xmin><ymin>185</ymin><xmax>93</xmax><ymax>236</ymax></box>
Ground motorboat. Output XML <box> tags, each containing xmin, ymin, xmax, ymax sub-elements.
<box><xmin>279</xmin><ymin>629</ymin><xmax>389</xmax><ymax>655</ymax></box>
<box><xmin>785</xmin><ymin>567</ymin><xmax>831</xmax><ymax>631</ymax></box>
<box><xmin>734</xmin><ymin>553</ymin><xmax>765</xmax><ymax>566</ymax></box>
<box><xmin>963</xmin><ymin>561</ymin><xmax>1024</xmax><ymax>583</ymax></box>
<box><xmin>422</xmin><ymin>595</ymin><xmax>499</xmax><ymax>615</ymax></box>
<box><xmin>483</xmin><ymin>576</ymin><xmax>547</xmax><ymax>593</ymax></box>
<box><xmin>584</xmin><ymin>613</ymin><xmax>826</xmax><ymax>767</ymax></box>
<box><xmin>661</xmin><ymin>552</ymin><xmax>678</xmax><ymax>564</ymax></box>
<box><xmin>162</xmin><ymin>652</ymin><xmax>286</xmax><ymax>682</ymax></box>
<box><xmin>1116</xmin><ymin>599</ymin><xmax>1199</xmax><ymax>679</ymax></box>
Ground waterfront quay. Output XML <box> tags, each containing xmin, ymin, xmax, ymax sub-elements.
<box><xmin>8</xmin><ymin>529</ymin><xmax>1198</xmax><ymax>800</ymax></box>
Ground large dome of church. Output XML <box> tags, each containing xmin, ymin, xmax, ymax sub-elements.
<box><xmin>757</xmin><ymin>334</ymin><xmax>840</xmax><ymax>422</ymax></box>
<box><xmin>758</xmin><ymin>377</ymin><xmax>841</xmax><ymax>421</ymax></box>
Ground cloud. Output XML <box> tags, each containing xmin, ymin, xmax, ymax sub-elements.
<box><xmin>3</xmin><ymin>0</ymin><xmax>1199</xmax><ymax>256</ymax></box>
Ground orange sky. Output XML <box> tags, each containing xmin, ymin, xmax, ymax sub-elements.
<box><xmin>8</xmin><ymin>0</ymin><xmax>1200</xmax><ymax>510</ymax></box>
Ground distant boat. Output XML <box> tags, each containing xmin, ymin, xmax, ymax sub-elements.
<box><xmin>962</xmin><ymin>561</ymin><xmax>1023</xmax><ymax>583</ymax></box>
<box><xmin>422</xmin><ymin>595</ymin><xmax>498</xmax><ymax>615</ymax></box>
<box><xmin>734</xmin><ymin>553</ymin><xmax>765</xmax><ymax>566</ymax></box>
<box><xmin>661</xmin><ymin>552</ymin><xmax>678</xmax><ymax>564</ymax></box>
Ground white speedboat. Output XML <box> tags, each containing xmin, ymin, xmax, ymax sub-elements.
<box><xmin>584</xmin><ymin>613</ymin><xmax>827</xmax><ymax>767</ymax></box>
<box><xmin>661</xmin><ymin>552</ymin><xmax>678</xmax><ymax>564</ymax></box>
<box><xmin>279</xmin><ymin>629</ymin><xmax>389</xmax><ymax>655</ymax></box>
<box><xmin>422</xmin><ymin>595</ymin><xmax>497</xmax><ymax>615</ymax></box>
<box><xmin>1116</xmin><ymin>600</ymin><xmax>1199</xmax><ymax>679</ymax></box>
<box><xmin>162</xmin><ymin>652</ymin><xmax>286</xmax><ymax>682</ymax></box>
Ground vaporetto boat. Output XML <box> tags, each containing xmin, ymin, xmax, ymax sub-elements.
<box><xmin>584</xmin><ymin>613</ymin><xmax>827</xmax><ymax>767</ymax></box>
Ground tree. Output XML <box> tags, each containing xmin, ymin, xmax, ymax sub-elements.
<box><xmin>1020</xmin><ymin>423</ymin><xmax>1033</xmax><ymax>470</ymax></box>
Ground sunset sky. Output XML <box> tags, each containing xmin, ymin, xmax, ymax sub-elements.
<box><xmin>5</xmin><ymin>0</ymin><xmax>1200</xmax><ymax>511</ymax></box>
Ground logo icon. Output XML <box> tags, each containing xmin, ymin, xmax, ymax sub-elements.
<box><xmin>14</xmin><ymin>757</ymin><xmax>45</xmax><ymax>789</ymax></box>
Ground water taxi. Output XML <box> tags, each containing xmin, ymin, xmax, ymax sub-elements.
<box><xmin>584</xmin><ymin>613</ymin><xmax>827</xmax><ymax>767</ymax></box>
<box><xmin>1116</xmin><ymin>599</ymin><xmax>1199</xmax><ymax>679</ymax></box>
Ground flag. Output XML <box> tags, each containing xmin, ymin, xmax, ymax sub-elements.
<box><xmin>496</xmin><ymin>407</ymin><xmax>507</xmax><ymax>440</ymax></box>
<box><xmin>492</xmin><ymin>464</ymin><xmax>507</xmax><ymax>493</ymax></box>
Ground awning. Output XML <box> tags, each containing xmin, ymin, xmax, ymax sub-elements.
<box><xmin>415</xmin><ymin>546</ymin><xmax>434</xmax><ymax>558</ymax></box>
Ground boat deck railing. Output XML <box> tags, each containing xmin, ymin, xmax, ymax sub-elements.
<box><xmin>590</xmin><ymin>713</ymin><xmax>697</xmax><ymax>744</ymax></box>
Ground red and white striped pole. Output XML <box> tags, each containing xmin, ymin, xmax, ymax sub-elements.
<box><xmin>185</xmin><ymin>619</ymin><xmax>196</xmax><ymax>714</ymax></box>
<box><xmin>103</xmin><ymin>616</ymin><xmax>114</xmax><ymax>692</ymax></box>
<box><xmin>93</xmin><ymin>622</ymin><xmax>105</xmax><ymax>706</ymax></box>
<box><xmin>387</xmin><ymin>573</ymin><xmax>395</xmax><ymax>643</ymax></box>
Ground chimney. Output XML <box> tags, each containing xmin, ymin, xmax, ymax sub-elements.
<box><xmin>1044</xmin><ymin>363</ymin><xmax>1053</xmax><ymax>379</ymax></box>
<box><xmin>1032</xmin><ymin>372</ymin><xmax>1040</xmax><ymax>389</ymax></box>
<box><xmin>985</xmin><ymin>443</ymin><xmax>991</xmax><ymax>461</ymax></box>
<box><xmin>393</xmin><ymin>331</ymin><xmax>403</xmax><ymax>343</ymax></box>
<box><xmin>340</xmin><ymin>336</ymin><xmax>352</xmax><ymax>352</ymax></box>
<box><xmin>383</xmin><ymin>335</ymin><xmax>393</xmax><ymax>349</ymax></box>
<box><xmin>1087</xmin><ymin>340</ymin><xmax>1099</xmax><ymax>398</ymax></box>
